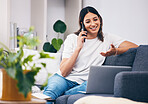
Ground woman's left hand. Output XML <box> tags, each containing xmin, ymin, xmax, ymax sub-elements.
<box><xmin>100</xmin><ymin>44</ymin><xmax>117</xmax><ymax>57</ymax></box>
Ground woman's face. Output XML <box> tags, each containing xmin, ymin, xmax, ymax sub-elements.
<box><xmin>83</xmin><ymin>12</ymin><xmax>100</xmax><ymax>36</ymax></box>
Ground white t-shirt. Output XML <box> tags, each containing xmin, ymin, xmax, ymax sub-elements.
<box><xmin>57</xmin><ymin>33</ymin><xmax>126</xmax><ymax>84</ymax></box>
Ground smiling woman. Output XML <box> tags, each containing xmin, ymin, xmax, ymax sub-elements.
<box><xmin>42</xmin><ymin>6</ymin><xmax>138</xmax><ymax>103</ymax></box>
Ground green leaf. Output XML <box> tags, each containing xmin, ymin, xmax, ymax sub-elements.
<box><xmin>0</xmin><ymin>41</ymin><xmax>10</xmax><ymax>52</ymax></box>
<box><xmin>0</xmin><ymin>50</ymin><xmax>9</xmax><ymax>68</ymax></box>
<box><xmin>43</xmin><ymin>42</ymin><xmax>57</xmax><ymax>53</ymax></box>
<box><xmin>52</xmin><ymin>38</ymin><xmax>63</xmax><ymax>51</ymax></box>
<box><xmin>9</xmin><ymin>49</ymin><xmax>23</xmax><ymax>63</ymax></box>
<box><xmin>16</xmin><ymin>71</ymin><xmax>31</xmax><ymax>98</ymax></box>
<box><xmin>43</xmin><ymin>42</ymin><xmax>51</xmax><ymax>52</ymax></box>
<box><xmin>0</xmin><ymin>49</ymin><xmax>5</xmax><ymax>67</ymax></box>
<box><xmin>16</xmin><ymin>67</ymin><xmax>41</xmax><ymax>98</ymax></box>
<box><xmin>29</xmin><ymin>26</ymin><xmax>35</xmax><ymax>32</ymax></box>
<box><xmin>39</xmin><ymin>52</ymin><xmax>55</xmax><ymax>59</ymax></box>
<box><xmin>53</xmin><ymin>20</ymin><xmax>66</xmax><ymax>33</ymax></box>
<box><xmin>5</xmin><ymin>58</ymin><xmax>22</xmax><ymax>79</ymax></box>
<box><xmin>23</xmin><ymin>55</ymin><xmax>35</xmax><ymax>65</ymax></box>
<box><xmin>17</xmin><ymin>33</ymin><xmax>40</xmax><ymax>49</ymax></box>
<box><xmin>41</xmin><ymin>63</ymin><xmax>46</xmax><ymax>68</ymax></box>
<box><xmin>57</xmin><ymin>39</ymin><xmax>63</xmax><ymax>45</ymax></box>
<box><xmin>0</xmin><ymin>48</ymin><xmax>3</xmax><ymax>54</ymax></box>
<box><xmin>5</xmin><ymin>67</ymin><xmax>16</xmax><ymax>79</ymax></box>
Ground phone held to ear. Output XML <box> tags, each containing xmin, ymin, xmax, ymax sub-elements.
<box><xmin>81</xmin><ymin>23</ymin><xmax>87</xmax><ymax>42</ymax></box>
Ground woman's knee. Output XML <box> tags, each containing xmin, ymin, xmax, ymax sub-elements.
<box><xmin>64</xmin><ymin>81</ymin><xmax>87</xmax><ymax>95</ymax></box>
<box><xmin>43</xmin><ymin>73</ymin><xmax>69</xmax><ymax>99</ymax></box>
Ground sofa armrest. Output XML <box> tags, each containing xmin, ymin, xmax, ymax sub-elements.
<box><xmin>114</xmin><ymin>71</ymin><xmax>148</xmax><ymax>102</ymax></box>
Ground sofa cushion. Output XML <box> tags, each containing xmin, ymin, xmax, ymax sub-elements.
<box><xmin>66</xmin><ymin>94</ymin><xmax>113</xmax><ymax>104</ymax></box>
<box><xmin>132</xmin><ymin>45</ymin><xmax>148</xmax><ymax>71</ymax></box>
<box><xmin>56</xmin><ymin>95</ymin><xmax>70</xmax><ymax>104</ymax></box>
<box><xmin>103</xmin><ymin>48</ymin><xmax>137</xmax><ymax>66</ymax></box>
<box><xmin>74</xmin><ymin>96</ymin><xmax>147</xmax><ymax>104</ymax></box>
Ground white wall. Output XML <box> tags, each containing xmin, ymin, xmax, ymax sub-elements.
<box><xmin>65</xmin><ymin>0</ymin><xmax>82</xmax><ymax>39</ymax></box>
<box><xmin>47</xmin><ymin>0</ymin><xmax>65</xmax><ymax>42</ymax></box>
<box><xmin>10</xmin><ymin>0</ymin><xmax>31</xmax><ymax>30</ymax></box>
<box><xmin>9</xmin><ymin>0</ymin><xmax>66</xmax><ymax>51</ymax></box>
<box><xmin>83</xmin><ymin>0</ymin><xmax>148</xmax><ymax>45</ymax></box>
<box><xmin>0</xmin><ymin>0</ymin><xmax>10</xmax><ymax>48</ymax></box>
<box><xmin>31</xmin><ymin>0</ymin><xmax>47</xmax><ymax>50</ymax></box>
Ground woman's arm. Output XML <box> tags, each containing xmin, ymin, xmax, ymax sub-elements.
<box><xmin>60</xmin><ymin>31</ymin><xmax>87</xmax><ymax>77</ymax></box>
<box><xmin>60</xmin><ymin>47</ymin><xmax>81</xmax><ymax>77</ymax></box>
<box><xmin>116</xmin><ymin>41</ymin><xmax>138</xmax><ymax>55</ymax></box>
<box><xmin>100</xmin><ymin>41</ymin><xmax>138</xmax><ymax>57</ymax></box>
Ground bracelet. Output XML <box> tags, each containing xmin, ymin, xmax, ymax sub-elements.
<box><xmin>114</xmin><ymin>48</ymin><xmax>118</xmax><ymax>56</ymax></box>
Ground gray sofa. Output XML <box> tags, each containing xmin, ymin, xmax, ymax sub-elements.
<box><xmin>55</xmin><ymin>45</ymin><xmax>148</xmax><ymax>104</ymax></box>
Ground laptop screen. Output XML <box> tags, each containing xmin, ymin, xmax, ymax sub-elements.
<box><xmin>86</xmin><ymin>65</ymin><xmax>132</xmax><ymax>94</ymax></box>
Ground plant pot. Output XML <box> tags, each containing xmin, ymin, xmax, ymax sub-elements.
<box><xmin>0</xmin><ymin>68</ymin><xmax>31</xmax><ymax>101</ymax></box>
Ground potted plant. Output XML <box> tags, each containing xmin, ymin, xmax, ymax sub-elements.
<box><xmin>0</xmin><ymin>27</ymin><xmax>54</xmax><ymax>101</ymax></box>
<box><xmin>43</xmin><ymin>20</ymin><xmax>67</xmax><ymax>53</ymax></box>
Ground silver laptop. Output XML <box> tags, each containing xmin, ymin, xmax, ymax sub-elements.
<box><xmin>86</xmin><ymin>65</ymin><xmax>132</xmax><ymax>94</ymax></box>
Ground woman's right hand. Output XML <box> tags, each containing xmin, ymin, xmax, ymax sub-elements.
<box><xmin>77</xmin><ymin>31</ymin><xmax>87</xmax><ymax>49</ymax></box>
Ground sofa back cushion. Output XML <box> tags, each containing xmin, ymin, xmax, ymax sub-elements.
<box><xmin>132</xmin><ymin>45</ymin><xmax>148</xmax><ymax>71</ymax></box>
<box><xmin>103</xmin><ymin>48</ymin><xmax>137</xmax><ymax>67</ymax></box>
<box><xmin>18</xmin><ymin>48</ymin><xmax>62</xmax><ymax>85</ymax></box>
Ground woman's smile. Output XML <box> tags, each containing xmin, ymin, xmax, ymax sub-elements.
<box><xmin>89</xmin><ymin>25</ymin><xmax>98</xmax><ymax>31</ymax></box>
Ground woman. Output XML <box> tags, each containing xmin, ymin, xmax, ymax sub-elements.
<box><xmin>43</xmin><ymin>6</ymin><xmax>138</xmax><ymax>100</ymax></box>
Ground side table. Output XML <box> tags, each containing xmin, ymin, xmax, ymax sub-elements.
<box><xmin>0</xmin><ymin>98</ymin><xmax>46</xmax><ymax>104</ymax></box>
<box><xmin>47</xmin><ymin>99</ymin><xmax>56</xmax><ymax>104</ymax></box>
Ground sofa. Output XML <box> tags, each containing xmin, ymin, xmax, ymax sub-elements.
<box><xmin>55</xmin><ymin>45</ymin><xmax>148</xmax><ymax>104</ymax></box>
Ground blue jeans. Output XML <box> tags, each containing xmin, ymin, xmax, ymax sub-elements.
<box><xmin>43</xmin><ymin>73</ymin><xmax>87</xmax><ymax>101</ymax></box>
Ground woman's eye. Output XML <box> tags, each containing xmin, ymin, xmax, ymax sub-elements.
<box><xmin>94</xmin><ymin>19</ymin><xmax>98</xmax><ymax>21</ymax></box>
<box><xmin>85</xmin><ymin>21</ymin><xmax>90</xmax><ymax>23</ymax></box>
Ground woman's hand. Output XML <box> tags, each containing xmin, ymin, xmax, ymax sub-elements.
<box><xmin>77</xmin><ymin>31</ymin><xmax>87</xmax><ymax>49</ymax></box>
<box><xmin>100</xmin><ymin>44</ymin><xmax>117</xmax><ymax>57</ymax></box>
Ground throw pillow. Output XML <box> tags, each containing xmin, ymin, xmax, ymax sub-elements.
<box><xmin>103</xmin><ymin>48</ymin><xmax>137</xmax><ymax>66</ymax></box>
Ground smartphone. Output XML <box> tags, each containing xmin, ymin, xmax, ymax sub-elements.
<box><xmin>81</xmin><ymin>23</ymin><xmax>87</xmax><ymax>42</ymax></box>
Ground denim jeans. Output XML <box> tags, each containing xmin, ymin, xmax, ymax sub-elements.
<box><xmin>43</xmin><ymin>73</ymin><xmax>87</xmax><ymax>103</ymax></box>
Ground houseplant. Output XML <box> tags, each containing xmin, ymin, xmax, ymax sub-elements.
<box><xmin>0</xmin><ymin>26</ymin><xmax>54</xmax><ymax>100</ymax></box>
<box><xmin>43</xmin><ymin>20</ymin><xmax>66</xmax><ymax>53</ymax></box>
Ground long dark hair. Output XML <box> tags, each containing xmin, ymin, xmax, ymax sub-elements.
<box><xmin>75</xmin><ymin>6</ymin><xmax>104</xmax><ymax>42</ymax></box>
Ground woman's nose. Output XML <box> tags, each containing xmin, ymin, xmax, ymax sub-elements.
<box><xmin>90</xmin><ymin>21</ymin><xmax>95</xmax><ymax>26</ymax></box>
